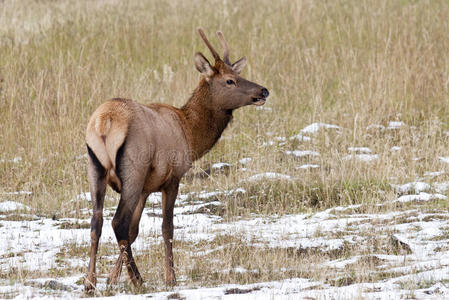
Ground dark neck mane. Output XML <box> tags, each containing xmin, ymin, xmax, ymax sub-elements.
<box><xmin>181</xmin><ymin>79</ymin><xmax>233</xmax><ymax>160</ymax></box>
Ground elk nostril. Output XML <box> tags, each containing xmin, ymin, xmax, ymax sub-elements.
<box><xmin>261</xmin><ymin>88</ymin><xmax>269</xmax><ymax>98</ymax></box>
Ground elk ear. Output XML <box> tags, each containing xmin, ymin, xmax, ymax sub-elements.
<box><xmin>231</xmin><ymin>56</ymin><xmax>247</xmax><ymax>74</ymax></box>
<box><xmin>194</xmin><ymin>52</ymin><xmax>215</xmax><ymax>79</ymax></box>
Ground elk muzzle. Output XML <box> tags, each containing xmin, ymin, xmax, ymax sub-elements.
<box><xmin>252</xmin><ymin>87</ymin><xmax>270</xmax><ymax>106</ymax></box>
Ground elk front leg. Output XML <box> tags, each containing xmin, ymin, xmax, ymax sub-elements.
<box><xmin>162</xmin><ymin>179</ymin><xmax>179</xmax><ymax>285</ymax></box>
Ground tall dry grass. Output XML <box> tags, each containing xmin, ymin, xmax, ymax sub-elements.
<box><xmin>0</xmin><ymin>0</ymin><xmax>448</xmax><ymax>218</ymax></box>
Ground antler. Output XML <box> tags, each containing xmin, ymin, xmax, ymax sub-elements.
<box><xmin>197</xmin><ymin>28</ymin><xmax>221</xmax><ymax>62</ymax></box>
<box><xmin>216</xmin><ymin>31</ymin><xmax>231</xmax><ymax>65</ymax></box>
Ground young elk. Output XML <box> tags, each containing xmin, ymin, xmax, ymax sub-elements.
<box><xmin>84</xmin><ymin>28</ymin><xmax>269</xmax><ymax>291</ymax></box>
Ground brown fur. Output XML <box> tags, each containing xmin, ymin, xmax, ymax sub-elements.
<box><xmin>84</xmin><ymin>28</ymin><xmax>269</xmax><ymax>292</ymax></box>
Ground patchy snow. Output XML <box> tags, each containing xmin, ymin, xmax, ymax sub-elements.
<box><xmin>387</xmin><ymin>121</ymin><xmax>405</xmax><ymax>130</ymax></box>
<box><xmin>391</xmin><ymin>146</ymin><xmax>402</xmax><ymax>151</ymax></box>
<box><xmin>284</xmin><ymin>150</ymin><xmax>320</xmax><ymax>158</ymax></box>
<box><xmin>348</xmin><ymin>147</ymin><xmax>372</xmax><ymax>153</ymax></box>
<box><xmin>300</xmin><ymin>123</ymin><xmax>340</xmax><ymax>135</ymax></box>
<box><xmin>433</xmin><ymin>182</ymin><xmax>449</xmax><ymax>194</ymax></box>
<box><xmin>343</xmin><ymin>154</ymin><xmax>379</xmax><ymax>162</ymax></box>
<box><xmin>211</xmin><ymin>162</ymin><xmax>232</xmax><ymax>169</ymax></box>
<box><xmin>296</xmin><ymin>164</ymin><xmax>319</xmax><ymax>170</ymax></box>
<box><xmin>366</xmin><ymin>124</ymin><xmax>385</xmax><ymax>131</ymax></box>
<box><xmin>289</xmin><ymin>133</ymin><xmax>312</xmax><ymax>142</ymax></box>
<box><xmin>392</xmin><ymin>182</ymin><xmax>431</xmax><ymax>194</ymax></box>
<box><xmin>3</xmin><ymin>191</ymin><xmax>32</xmax><ymax>196</ymax></box>
<box><xmin>239</xmin><ymin>157</ymin><xmax>252</xmax><ymax>165</ymax></box>
<box><xmin>393</xmin><ymin>192</ymin><xmax>447</xmax><ymax>203</ymax></box>
<box><xmin>72</xmin><ymin>192</ymin><xmax>91</xmax><ymax>202</ymax></box>
<box><xmin>262</xmin><ymin>140</ymin><xmax>276</xmax><ymax>146</ymax></box>
<box><xmin>0</xmin><ymin>157</ymin><xmax>22</xmax><ymax>164</ymax></box>
<box><xmin>146</xmin><ymin>192</ymin><xmax>162</xmax><ymax>204</ymax></box>
<box><xmin>4</xmin><ymin>187</ymin><xmax>449</xmax><ymax>298</ymax></box>
<box><xmin>247</xmin><ymin>172</ymin><xmax>293</xmax><ymax>182</ymax></box>
<box><xmin>0</xmin><ymin>201</ymin><xmax>30</xmax><ymax>212</ymax></box>
<box><xmin>424</xmin><ymin>171</ymin><xmax>445</xmax><ymax>178</ymax></box>
<box><xmin>439</xmin><ymin>157</ymin><xmax>449</xmax><ymax>164</ymax></box>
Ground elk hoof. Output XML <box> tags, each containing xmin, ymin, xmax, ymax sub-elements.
<box><xmin>165</xmin><ymin>272</ymin><xmax>177</xmax><ymax>286</ymax></box>
<box><xmin>84</xmin><ymin>276</ymin><xmax>96</xmax><ymax>293</ymax></box>
<box><xmin>127</xmin><ymin>268</ymin><xmax>143</xmax><ymax>287</ymax></box>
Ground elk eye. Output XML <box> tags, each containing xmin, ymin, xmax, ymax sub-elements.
<box><xmin>226</xmin><ymin>79</ymin><xmax>235</xmax><ymax>85</ymax></box>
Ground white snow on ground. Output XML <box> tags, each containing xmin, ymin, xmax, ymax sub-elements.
<box><xmin>393</xmin><ymin>192</ymin><xmax>447</xmax><ymax>203</ymax></box>
<box><xmin>4</xmin><ymin>192</ymin><xmax>449</xmax><ymax>299</ymax></box>
<box><xmin>296</xmin><ymin>164</ymin><xmax>319</xmax><ymax>170</ymax></box>
<box><xmin>348</xmin><ymin>147</ymin><xmax>372</xmax><ymax>153</ymax></box>
<box><xmin>434</xmin><ymin>182</ymin><xmax>449</xmax><ymax>194</ymax></box>
<box><xmin>343</xmin><ymin>154</ymin><xmax>379</xmax><ymax>162</ymax></box>
<box><xmin>239</xmin><ymin>157</ymin><xmax>252</xmax><ymax>165</ymax></box>
<box><xmin>387</xmin><ymin>121</ymin><xmax>405</xmax><ymax>130</ymax></box>
<box><xmin>392</xmin><ymin>181</ymin><xmax>431</xmax><ymax>194</ymax></box>
<box><xmin>284</xmin><ymin>150</ymin><xmax>320</xmax><ymax>157</ymax></box>
<box><xmin>0</xmin><ymin>201</ymin><xmax>30</xmax><ymax>212</ymax></box>
<box><xmin>391</xmin><ymin>146</ymin><xmax>402</xmax><ymax>151</ymax></box>
<box><xmin>247</xmin><ymin>172</ymin><xmax>293</xmax><ymax>182</ymax></box>
<box><xmin>300</xmin><ymin>122</ymin><xmax>341</xmax><ymax>134</ymax></box>
<box><xmin>439</xmin><ymin>156</ymin><xmax>449</xmax><ymax>164</ymax></box>
<box><xmin>424</xmin><ymin>171</ymin><xmax>446</xmax><ymax>178</ymax></box>
<box><xmin>2</xmin><ymin>191</ymin><xmax>32</xmax><ymax>196</ymax></box>
<box><xmin>211</xmin><ymin>162</ymin><xmax>232</xmax><ymax>169</ymax></box>
<box><xmin>289</xmin><ymin>133</ymin><xmax>312</xmax><ymax>142</ymax></box>
<box><xmin>72</xmin><ymin>192</ymin><xmax>91</xmax><ymax>202</ymax></box>
<box><xmin>3</xmin><ymin>181</ymin><xmax>449</xmax><ymax>298</ymax></box>
<box><xmin>366</xmin><ymin>124</ymin><xmax>385</xmax><ymax>131</ymax></box>
<box><xmin>0</xmin><ymin>157</ymin><xmax>22</xmax><ymax>163</ymax></box>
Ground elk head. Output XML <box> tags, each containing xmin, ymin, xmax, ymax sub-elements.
<box><xmin>194</xmin><ymin>28</ymin><xmax>269</xmax><ymax>110</ymax></box>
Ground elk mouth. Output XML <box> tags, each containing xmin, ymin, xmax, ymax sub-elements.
<box><xmin>252</xmin><ymin>97</ymin><xmax>266</xmax><ymax>106</ymax></box>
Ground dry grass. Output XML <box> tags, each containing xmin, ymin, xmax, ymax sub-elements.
<box><xmin>1</xmin><ymin>0</ymin><xmax>449</xmax><ymax>296</ymax></box>
<box><xmin>1</xmin><ymin>0</ymin><xmax>448</xmax><ymax>216</ymax></box>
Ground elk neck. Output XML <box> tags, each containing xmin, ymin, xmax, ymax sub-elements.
<box><xmin>181</xmin><ymin>78</ymin><xmax>233</xmax><ymax>160</ymax></box>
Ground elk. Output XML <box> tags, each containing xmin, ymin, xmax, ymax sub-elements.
<box><xmin>84</xmin><ymin>28</ymin><xmax>269</xmax><ymax>292</ymax></box>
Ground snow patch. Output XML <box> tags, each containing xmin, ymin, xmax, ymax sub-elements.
<box><xmin>285</xmin><ymin>150</ymin><xmax>320</xmax><ymax>158</ymax></box>
<box><xmin>394</xmin><ymin>192</ymin><xmax>447</xmax><ymax>203</ymax></box>
<box><xmin>239</xmin><ymin>157</ymin><xmax>252</xmax><ymax>165</ymax></box>
<box><xmin>366</xmin><ymin>124</ymin><xmax>385</xmax><ymax>131</ymax></box>
<box><xmin>424</xmin><ymin>171</ymin><xmax>445</xmax><ymax>178</ymax></box>
<box><xmin>439</xmin><ymin>157</ymin><xmax>449</xmax><ymax>164</ymax></box>
<box><xmin>343</xmin><ymin>154</ymin><xmax>379</xmax><ymax>162</ymax></box>
<box><xmin>297</xmin><ymin>164</ymin><xmax>319</xmax><ymax>170</ymax></box>
<box><xmin>348</xmin><ymin>147</ymin><xmax>372</xmax><ymax>154</ymax></box>
<box><xmin>300</xmin><ymin>123</ymin><xmax>340</xmax><ymax>135</ymax></box>
<box><xmin>211</xmin><ymin>162</ymin><xmax>232</xmax><ymax>169</ymax></box>
<box><xmin>289</xmin><ymin>133</ymin><xmax>312</xmax><ymax>142</ymax></box>
<box><xmin>0</xmin><ymin>201</ymin><xmax>30</xmax><ymax>212</ymax></box>
<box><xmin>247</xmin><ymin>172</ymin><xmax>293</xmax><ymax>182</ymax></box>
<box><xmin>3</xmin><ymin>191</ymin><xmax>32</xmax><ymax>196</ymax></box>
<box><xmin>387</xmin><ymin>121</ymin><xmax>405</xmax><ymax>130</ymax></box>
<box><xmin>433</xmin><ymin>182</ymin><xmax>449</xmax><ymax>194</ymax></box>
<box><xmin>0</xmin><ymin>157</ymin><xmax>22</xmax><ymax>163</ymax></box>
<box><xmin>392</xmin><ymin>182</ymin><xmax>431</xmax><ymax>194</ymax></box>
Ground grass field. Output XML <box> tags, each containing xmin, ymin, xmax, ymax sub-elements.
<box><xmin>1</xmin><ymin>0</ymin><xmax>449</xmax><ymax>298</ymax></box>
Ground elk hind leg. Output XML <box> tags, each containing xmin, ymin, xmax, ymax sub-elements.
<box><xmin>85</xmin><ymin>146</ymin><xmax>107</xmax><ymax>292</ymax></box>
<box><xmin>123</xmin><ymin>192</ymin><xmax>148</xmax><ymax>286</ymax></box>
<box><xmin>108</xmin><ymin>190</ymin><xmax>145</xmax><ymax>286</ymax></box>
